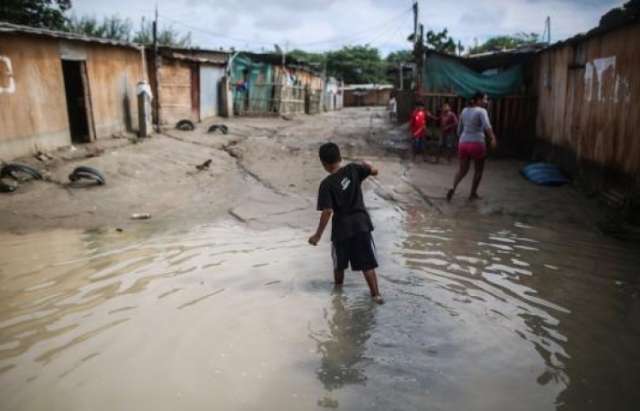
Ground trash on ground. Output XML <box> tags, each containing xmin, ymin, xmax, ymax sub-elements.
<box><xmin>521</xmin><ymin>163</ymin><xmax>569</xmax><ymax>186</ymax></box>
<box><xmin>0</xmin><ymin>180</ymin><xmax>17</xmax><ymax>193</ymax></box>
<box><xmin>176</xmin><ymin>119</ymin><xmax>195</xmax><ymax>131</ymax></box>
<box><xmin>207</xmin><ymin>124</ymin><xmax>228</xmax><ymax>134</ymax></box>
<box><xmin>131</xmin><ymin>213</ymin><xmax>151</xmax><ymax>220</ymax></box>
<box><xmin>196</xmin><ymin>159</ymin><xmax>212</xmax><ymax>171</ymax></box>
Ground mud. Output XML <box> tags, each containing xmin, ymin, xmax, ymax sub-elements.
<box><xmin>1</xmin><ymin>108</ymin><xmax>639</xmax><ymax>410</ymax></box>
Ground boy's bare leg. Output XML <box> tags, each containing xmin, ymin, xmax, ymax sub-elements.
<box><xmin>334</xmin><ymin>270</ymin><xmax>344</xmax><ymax>287</ymax></box>
<box><xmin>362</xmin><ymin>269</ymin><xmax>381</xmax><ymax>297</ymax></box>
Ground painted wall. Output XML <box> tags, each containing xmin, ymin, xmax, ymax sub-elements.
<box><xmin>533</xmin><ymin>23</ymin><xmax>640</xmax><ymax>180</ymax></box>
<box><xmin>0</xmin><ymin>34</ymin><xmax>146</xmax><ymax>160</ymax></box>
<box><xmin>199</xmin><ymin>64</ymin><xmax>225</xmax><ymax>119</ymax></box>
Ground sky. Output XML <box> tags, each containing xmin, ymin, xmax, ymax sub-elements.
<box><xmin>72</xmin><ymin>0</ymin><xmax>625</xmax><ymax>55</ymax></box>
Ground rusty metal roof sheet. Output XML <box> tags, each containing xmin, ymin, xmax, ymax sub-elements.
<box><xmin>157</xmin><ymin>47</ymin><xmax>228</xmax><ymax>65</ymax></box>
<box><xmin>0</xmin><ymin>22</ymin><xmax>143</xmax><ymax>50</ymax></box>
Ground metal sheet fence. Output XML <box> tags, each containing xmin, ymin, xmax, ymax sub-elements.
<box><xmin>233</xmin><ymin>83</ymin><xmax>322</xmax><ymax>116</ymax></box>
<box><xmin>415</xmin><ymin>92</ymin><xmax>537</xmax><ymax>158</ymax></box>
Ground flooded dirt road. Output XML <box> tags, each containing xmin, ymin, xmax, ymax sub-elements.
<box><xmin>1</xmin><ymin>108</ymin><xmax>639</xmax><ymax>410</ymax></box>
<box><xmin>1</xmin><ymin>199</ymin><xmax>639</xmax><ymax>410</ymax></box>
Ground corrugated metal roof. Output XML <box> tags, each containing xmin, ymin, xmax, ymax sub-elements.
<box><xmin>157</xmin><ymin>46</ymin><xmax>228</xmax><ymax>65</ymax></box>
<box><xmin>342</xmin><ymin>84</ymin><xmax>393</xmax><ymax>91</ymax></box>
<box><xmin>0</xmin><ymin>22</ymin><xmax>143</xmax><ymax>50</ymax></box>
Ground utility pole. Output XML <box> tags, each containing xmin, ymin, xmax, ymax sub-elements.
<box><xmin>412</xmin><ymin>1</ymin><xmax>419</xmax><ymax>45</ymax></box>
<box><xmin>415</xmin><ymin>24</ymin><xmax>424</xmax><ymax>92</ymax></box>
<box><xmin>153</xmin><ymin>5</ymin><xmax>160</xmax><ymax>132</ymax></box>
<box><xmin>546</xmin><ymin>16</ymin><xmax>551</xmax><ymax>44</ymax></box>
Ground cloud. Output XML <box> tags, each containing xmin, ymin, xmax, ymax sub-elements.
<box><xmin>71</xmin><ymin>0</ymin><xmax>624</xmax><ymax>55</ymax></box>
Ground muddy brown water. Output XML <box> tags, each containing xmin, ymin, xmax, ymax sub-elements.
<box><xmin>1</xmin><ymin>204</ymin><xmax>639</xmax><ymax>410</ymax></box>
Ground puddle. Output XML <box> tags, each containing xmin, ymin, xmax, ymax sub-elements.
<box><xmin>0</xmin><ymin>208</ymin><xmax>639</xmax><ymax>410</ymax></box>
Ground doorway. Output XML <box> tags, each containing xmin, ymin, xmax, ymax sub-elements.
<box><xmin>61</xmin><ymin>60</ymin><xmax>94</xmax><ymax>143</ymax></box>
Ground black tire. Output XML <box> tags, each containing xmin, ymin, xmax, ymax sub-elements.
<box><xmin>208</xmin><ymin>124</ymin><xmax>228</xmax><ymax>134</ymax></box>
<box><xmin>176</xmin><ymin>119</ymin><xmax>195</xmax><ymax>131</ymax></box>
<box><xmin>69</xmin><ymin>170</ymin><xmax>105</xmax><ymax>185</ymax></box>
<box><xmin>0</xmin><ymin>163</ymin><xmax>43</xmax><ymax>180</ymax></box>
<box><xmin>0</xmin><ymin>180</ymin><xmax>17</xmax><ymax>193</ymax></box>
<box><xmin>72</xmin><ymin>166</ymin><xmax>106</xmax><ymax>183</ymax></box>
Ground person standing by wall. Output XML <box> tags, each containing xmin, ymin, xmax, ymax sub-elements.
<box><xmin>388</xmin><ymin>94</ymin><xmax>397</xmax><ymax>123</ymax></box>
<box><xmin>446</xmin><ymin>92</ymin><xmax>497</xmax><ymax>201</ymax></box>
<box><xmin>435</xmin><ymin>103</ymin><xmax>458</xmax><ymax>164</ymax></box>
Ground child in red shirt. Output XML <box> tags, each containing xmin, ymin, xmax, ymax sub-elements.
<box><xmin>410</xmin><ymin>102</ymin><xmax>428</xmax><ymax>161</ymax></box>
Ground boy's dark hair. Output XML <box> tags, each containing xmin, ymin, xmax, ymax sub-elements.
<box><xmin>319</xmin><ymin>142</ymin><xmax>341</xmax><ymax>164</ymax></box>
<box><xmin>415</xmin><ymin>100</ymin><xmax>424</xmax><ymax>107</ymax></box>
<box><xmin>471</xmin><ymin>91</ymin><xmax>486</xmax><ymax>102</ymax></box>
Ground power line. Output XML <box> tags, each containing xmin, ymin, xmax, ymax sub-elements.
<box><xmin>151</xmin><ymin>6</ymin><xmax>413</xmax><ymax>51</ymax></box>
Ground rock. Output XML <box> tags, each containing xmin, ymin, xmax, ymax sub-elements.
<box><xmin>131</xmin><ymin>213</ymin><xmax>151</xmax><ymax>220</ymax></box>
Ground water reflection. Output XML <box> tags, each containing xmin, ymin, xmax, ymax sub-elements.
<box><xmin>311</xmin><ymin>291</ymin><xmax>376</xmax><ymax>391</ymax></box>
<box><xmin>397</xmin><ymin>207</ymin><xmax>640</xmax><ymax>410</ymax></box>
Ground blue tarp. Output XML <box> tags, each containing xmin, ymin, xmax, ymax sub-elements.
<box><xmin>521</xmin><ymin>163</ymin><xmax>569</xmax><ymax>186</ymax></box>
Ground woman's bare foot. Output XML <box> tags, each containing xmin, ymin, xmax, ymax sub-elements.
<box><xmin>446</xmin><ymin>188</ymin><xmax>454</xmax><ymax>202</ymax></box>
<box><xmin>372</xmin><ymin>295</ymin><xmax>385</xmax><ymax>305</ymax></box>
<box><xmin>469</xmin><ymin>193</ymin><xmax>481</xmax><ymax>201</ymax></box>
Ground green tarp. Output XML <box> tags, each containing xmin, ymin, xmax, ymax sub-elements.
<box><xmin>423</xmin><ymin>54</ymin><xmax>524</xmax><ymax>98</ymax></box>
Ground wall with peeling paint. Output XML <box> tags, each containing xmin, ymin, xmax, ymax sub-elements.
<box><xmin>533</xmin><ymin>22</ymin><xmax>640</xmax><ymax>180</ymax></box>
<box><xmin>0</xmin><ymin>33</ymin><xmax>146</xmax><ymax>160</ymax></box>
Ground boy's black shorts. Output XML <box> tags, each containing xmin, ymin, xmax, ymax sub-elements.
<box><xmin>332</xmin><ymin>231</ymin><xmax>378</xmax><ymax>272</ymax></box>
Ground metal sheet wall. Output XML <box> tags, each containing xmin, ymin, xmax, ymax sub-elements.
<box><xmin>199</xmin><ymin>64</ymin><xmax>224</xmax><ymax>119</ymax></box>
<box><xmin>533</xmin><ymin>23</ymin><xmax>640</xmax><ymax>178</ymax></box>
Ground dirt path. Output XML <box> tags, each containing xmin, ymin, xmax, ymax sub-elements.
<box><xmin>0</xmin><ymin>107</ymin><xmax>605</xmax><ymax>234</ymax></box>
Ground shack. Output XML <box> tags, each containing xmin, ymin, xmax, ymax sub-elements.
<box><xmin>230</xmin><ymin>52</ymin><xmax>324</xmax><ymax>116</ymax></box>
<box><xmin>414</xmin><ymin>47</ymin><xmax>541</xmax><ymax>156</ymax></box>
<box><xmin>532</xmin><ymin>14</ymin><xmax>640</xmax><ymax>191</ymax></box>
<box><xmin>146</xmin><ymin>47</ymin><xmax>229</xmax><ymax>125</ymax></box>
<box><xmin>343</xmin><ymin>84</ymin><xmax>393</xmax><ymax>107</ymax></box>
<box><xmin>0</xmin><ymin>22</ymin><xmax>147</xmax><ymax>160</ymax></box>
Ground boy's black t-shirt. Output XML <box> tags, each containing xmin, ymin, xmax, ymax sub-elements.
<box><xmin>316</xmin><ymin>163</ymin><xmax>373</xmax><ymax>242</ymax></box>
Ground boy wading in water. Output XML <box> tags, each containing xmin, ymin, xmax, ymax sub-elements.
<box><xmin>308</xmin><ymin>143</ymin><xmax>384</xmax><ymax>304</ymax></box>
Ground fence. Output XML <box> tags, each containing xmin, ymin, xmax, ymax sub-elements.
<box><xmin>233</xmin><ymin>83</ymin><xmax>322</xmax><ymax>116</ymax></box>
<box><xmin>400</xmin><ymin>92</ymin><xmax>538</xmax><ymax>158</ymax></box>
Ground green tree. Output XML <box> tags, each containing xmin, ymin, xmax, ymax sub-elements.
<box><xmin>325</xmin><ymin>45</ymin><xmax>385</xmax><ymax>84</ymax></box>
<box><xmin>288</xmin><ymin>49</ymin><xmax>326</xmax><ymax>67</ymax></box>
<box><xmin>132</xmin><ymin>17</ymin><xmax>192</xmax><ymax>47</ymax></box>
<box><xmin>0</xmin><ymin>0</ymin><xmax>71</xmax><ymax>30</ymax></box>
<box><xmin>66</xmin><ymin>14</ymin><xmax>133</xmax><ymax>41</ymax></box>
<box><xmin>469</xmin><ymin>32</ymin><xmax>539</xmax><ymax>54</ymax></box>
<box><xmin>425</xmin><ymin>28</ymin><xmax>457</xmax><ymax>54</ymax></box>
<box><xmin>385</xmin><ymin>49</ymin><xmax>413</xmax><ymax>64</ymax></box>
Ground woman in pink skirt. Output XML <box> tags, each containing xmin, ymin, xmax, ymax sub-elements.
<box><xmin>446</xmin><ymin>92</ymin><xmax>497</xmax><ymax>201</ymax></box>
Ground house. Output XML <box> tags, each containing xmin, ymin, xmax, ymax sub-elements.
<box><xmin>343</xmin><ymin>84</ymin><xmax>393</xmax><ymax>107</ymax></box>
<box><xmin>413</xmin><ymin>7</ymin><xmax>640</xmax><ymax>193</ymax></box>
<box><xmin>146</xmin><ymin>46</ymin><xmax>230</xmax><ymax>125</ymax></box>
<box><xmin>532</xmin><ymin>15</ymin><xmax>640</xmax><ymax>191</ymax></box>
<box><xmin>0</xmin><ymin>22</ymin><xmax>147</xmax><ymax>160</ymax></box>
<box><xmin>230</xmin><ymin>52</ymin><xmax>324</xmax><ymax>116</ymax></box>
